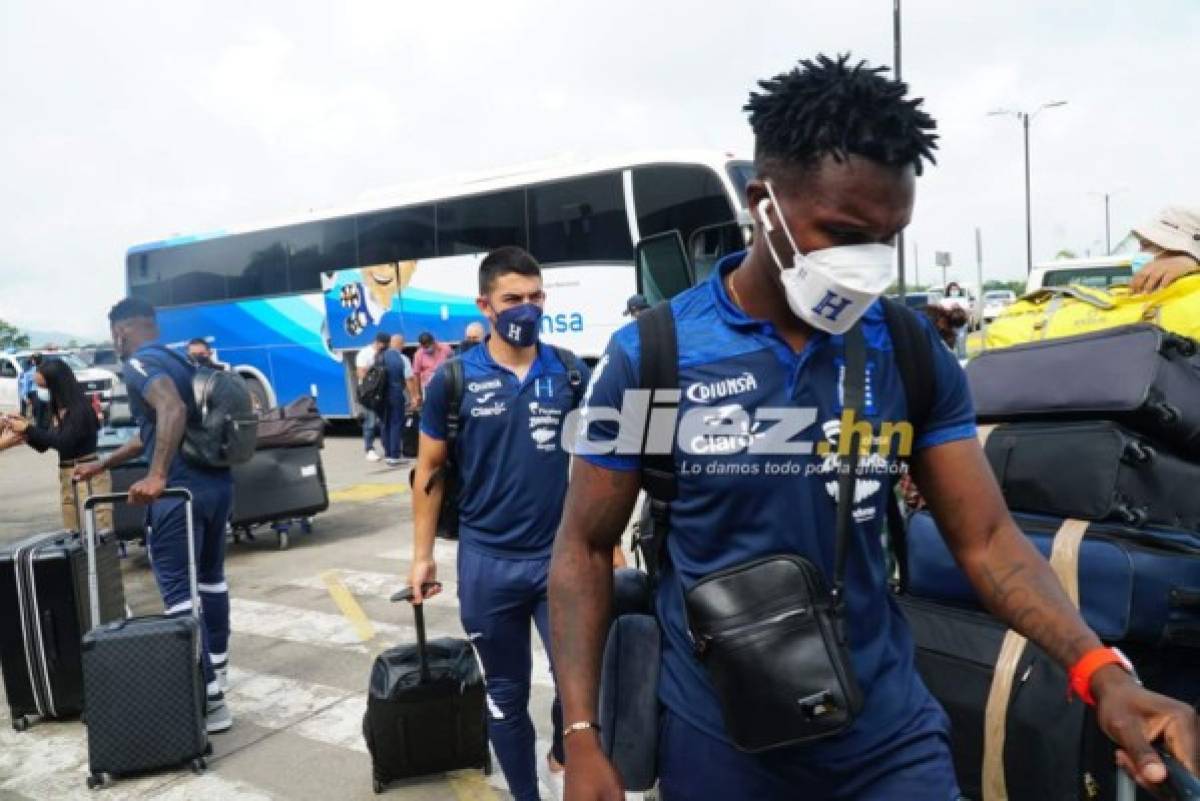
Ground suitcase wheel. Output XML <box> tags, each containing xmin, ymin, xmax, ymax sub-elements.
<box><xmin>191</xmin><ymin>757</ymin><xmax>207</xmax><ymax>775</ymax></box>
<box><xmin>11</xmin><ymin>716</ymin><xmax>29</xmax><ymax>733</ymax></box>
<box><xmin>300</xmin><ymin>518</ymin><xmax>313</xmax><ymax>534</ymax></box>
<box><xmin>87</xmin><ymin>772</ymin><xmax>114</xmax><ymax>790</ymax></box>
<box><xmin>373</xmin><ymin>778</ymin><xmax>386</xmax><ymax>794</ymax></box>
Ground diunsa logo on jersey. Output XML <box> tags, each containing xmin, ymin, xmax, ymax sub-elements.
<box><xmin>685</xmin><ymin>372</ymin><xmax>759</xmax><ymax>404</ymax></box>
<box><xmin>468</xmin><ymin>378</ymin><xmax>502</xmax><ymax>393</ymax></box>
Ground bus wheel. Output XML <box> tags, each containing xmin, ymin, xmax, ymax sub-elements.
<box><xmin>241</xmin><ymin>375</ymin><xmax>270</xmax><ymax>413</ymax></box>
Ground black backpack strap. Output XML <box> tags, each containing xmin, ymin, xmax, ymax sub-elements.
<box><xmin>546</xmin><ymin>344</ymin><xmax>585</xmax><ymax>407</ymax></box>
<box><xmin>424</xmin><ymin>358</ymin><xmax>464</xmax><ymax>494</ymax></box>
<box><xmin>832</xmin><ymin>324</ymin><xmax>866</xmax><ymax>608</ymax></box>
<box><xmin>879</xmin><ymin>297</ymin><xmax>937</xmax><ymax>595</ymax></box>
<box><xmin>880</xmin><ymin>298</ymin><xmax>935</xmax><ymax>436</ymax></box>
<box><xmin>635</xmin><ymin>302</ymin><xmax>679</xmax><ymax>581</ymax></box>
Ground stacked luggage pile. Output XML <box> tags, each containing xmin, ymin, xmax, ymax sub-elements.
<box><xmin>902</xmin><ymin>323</ymin><xmax>1200</xmax><ymax>800</ymax></box>
<box><xmin>229</xmin><ymin>396</ymin><xmax>330</xmax><ymax>550</ymax></box>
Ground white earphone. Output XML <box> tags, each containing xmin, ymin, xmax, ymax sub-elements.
<box><xmin>756</xmin><ymin>197</ymin><xmax>776</xmax><ymax>233</ymax></box>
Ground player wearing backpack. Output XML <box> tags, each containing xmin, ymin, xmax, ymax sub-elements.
<box><xmin>76</xmin><ymin>297</ymin><xmax>240</xmax><ymax>734</ymax></box>
<box><xmin>409</xmin><ymin>247</ymin><xmax>588</xmax><ymax>801</ymax></box>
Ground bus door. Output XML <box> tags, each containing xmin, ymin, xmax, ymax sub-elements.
<box><xmin>635</xmin><ymin>221</ymin><xmax>746</xmax><ymax>304</ymax></box>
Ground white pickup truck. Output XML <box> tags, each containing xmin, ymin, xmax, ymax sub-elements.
<box><xmin>0</xmin><ymin>351</ymin><xmax>119</xmax><ymax>416</ymax></box>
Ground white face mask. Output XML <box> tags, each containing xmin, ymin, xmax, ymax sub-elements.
<box><xmin>759</xmin><ymin>182</ymin><xmax>896</xmax><ymax>335</ymax></box>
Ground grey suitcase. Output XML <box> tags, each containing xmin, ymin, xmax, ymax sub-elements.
<box><xmin>80</xmin><ymin>489</ymin><xmax>209</xmax><ymax>789</ymax></box>
<box><xmin>967</xmin><ymin>324</ymin><xmax>1200</xmax><ymax>454</ymax></box>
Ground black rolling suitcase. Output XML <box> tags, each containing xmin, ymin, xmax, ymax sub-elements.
<box><xmin>898</xmin><ymin>597</ymin><xmax>1147</xmax><ymax>801</ymax></box>
<box><xmin>402</xmin><ymin>411</ymin><xmax>419</xmax><ymax>458</ymax></box>
<box><xmin>968</xmin><ymin>324</ymin><xmax>1200</xmax><ymax>453</ymax></box>
<box><xmin>97</xmin><ymin>427</ymin><xmax>149</xmax><ymax>543</ymax></box>
<box><xmin>80</xmin><ymin>489</ymin><xmax>210</xmax><ymax>789</ymax></box>
<box><xmin>0</xmin><ymin>527</ymin><xmax>125</xmax><ymax>731</ymax></box>
<box><xmin>230</xmin><ymin>444</ymin><xmax>329</xmax><ymax>527</ymax></box>
<box><xmin>981</xmin><ymin>420</ymin><xmax>1200</xmax><ymax>529</ymax></box>
<box><xmin>363</xmin><ymin>583</ymin><xmax>489</xmax><ymax>793</ymax></box>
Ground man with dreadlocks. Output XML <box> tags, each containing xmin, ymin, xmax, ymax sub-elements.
<box><xmin>549</xmin><ymin>55</ymin><xmax>1198</xmax><ymax>800</ymax></box>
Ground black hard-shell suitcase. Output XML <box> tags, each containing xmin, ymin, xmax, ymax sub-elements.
<box><xmin>80</xmin><ymin>489</ymin><xmax>209</xmax><ymax>788</ymax></box>
<box><xmin>898</xmin><ymin>597</ymin><xmax>1152</xmax><ymax>801</ymax></box>
<box><xmin>0</xmin><ymin>530</ymin><xmax>124</xmax><ymax>730</ymax></box>
<box><xmin>362</xmin><ymin>584</ymin><xmax>489</xmax><ymax>793</ymax></box>
<box><xmin>402</xmin><ymin>411</ymin><xmax>419</xmax><ymax>458</ymax></box>
<box><xmin>230</xmin><ymin>444</ymin><xmax>328</xmax><ymax>527</ymax></box>
<box><xmin>982</xmin><ymin>420</ymin><xmax>1200</xmax><ymax>529</ymax></box>
<box><xmin>968</xmin><ymin>324</ymin><xmax>1200</xmax><ymax>453</ymax></box>
<box><xmin>97</xmin><ymin>427</ymin><xmax>149</xmax><ymax>543</ymax></box>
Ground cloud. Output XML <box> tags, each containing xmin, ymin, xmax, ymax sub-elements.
<box><xmin>0</xmin><ymin>0</ymin><xmax>1197</xmax><ymax>338</ymax></box>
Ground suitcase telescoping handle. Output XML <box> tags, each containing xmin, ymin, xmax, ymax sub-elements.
<box><xmin>390</xmin><ymin>583</ymin><xmax>442</xmax><ymax>684</ymax></box>
<box><xmin>79</xmin><ymin>485</ymin><xmax>199</xmax><ymax>632</ymax></box>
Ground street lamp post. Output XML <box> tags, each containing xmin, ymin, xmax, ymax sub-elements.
<box><xmin>989</xmin><ymin>101</ymin><xmax>1067</xmax><ymax>273</ymax></box>
<box><xmin>1088</xmin><ymin>189</ymin><xmax>1126</xmax><ymax>254</ymax></box>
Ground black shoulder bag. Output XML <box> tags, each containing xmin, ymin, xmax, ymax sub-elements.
<box><xmin>681</xmin><ymin>324</ymin><xmax>870</xmax><ymax>753</ymax></box>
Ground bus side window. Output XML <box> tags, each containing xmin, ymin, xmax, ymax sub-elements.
<box><xmin>636</xmin><ymin>231</ymin><xmax>692</xmax><ymax>305</ymax></box>
<box><xmin>632</xmin><ymin>165</ymin><xmax>734</xmax><ymax>249</ymax></box>
<box><xmin>437</xmin><ymin>190</ymin><xmax>527</xmax><ymax>256</ymax></box>
<box><xmin>529</xmin><ymin>172</ymin><xmax>631</xmax><ymax>263</ymax></box>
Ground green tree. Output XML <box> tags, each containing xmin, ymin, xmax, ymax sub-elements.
<box><xmin>0</xmin><ymin>319</ymin><xmax>30</xmax><ymax>349</ymax></box>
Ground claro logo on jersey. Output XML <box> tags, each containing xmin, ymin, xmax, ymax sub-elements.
<box><xmin>685</xmin><ymin>372</ymin><xmax>759</xmax><ymax>404</ymax></box>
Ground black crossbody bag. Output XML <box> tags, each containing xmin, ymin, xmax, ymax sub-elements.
<box><xmin>681</xmin><ymin>324</ymin><xmax>869</xmax><ymax>753</ymax></box>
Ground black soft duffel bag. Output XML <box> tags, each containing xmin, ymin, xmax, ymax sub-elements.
<box><xmin>980</xmin><ymin>420</ymin><xmax>1200</xmax><ymax>529</ymax></box>
<box><xmin>967</xmin><ymin>324</ymin><xmax>1200</xmax><ymax>454</ymax></box>
<box><xmin>254</xmin><ymin>396</ymin><xmax>325</xmax><ymax>450</ymax></box>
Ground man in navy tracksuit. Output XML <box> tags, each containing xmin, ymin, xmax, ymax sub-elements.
<box><xmin>410</xmin><ymin>246</ymin><xmax>589</xmax><ymax>801</ymax></box>
<box><xmin>76</xmin><ymin>297</ymin><xmax>235</xmax><ymax>734</ymax></box>
<box><xmin>550</xmin><ymin>55</ymin><xmax>1199</xmax><ymax>800</ymax></box>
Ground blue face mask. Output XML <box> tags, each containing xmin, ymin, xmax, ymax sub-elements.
<box><xmin>493</xmin><ymin>303</ymin><xmax>542</xmax><ymax>348</ymax></box>
<box><xmin>1130</xmin><ymin>252</ymin><xmax>1156</xmax><ymax>273</ymax></box>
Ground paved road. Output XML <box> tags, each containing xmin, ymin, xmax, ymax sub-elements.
<box><xmin>0</xmin><ymin>435</ymin><xmax>572</xmax><ymax>800</ymax></box>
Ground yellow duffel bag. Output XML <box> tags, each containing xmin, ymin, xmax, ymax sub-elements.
<box><xmin>981</xmin><ymin>274</ymin><xmax>1200</xmax><ymax>350</ymax></box>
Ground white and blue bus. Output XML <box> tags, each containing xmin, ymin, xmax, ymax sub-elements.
<box><xmin>126</xmin><ymin>151</ymin><xmax>753</xmax><ymax>417</ymax></box>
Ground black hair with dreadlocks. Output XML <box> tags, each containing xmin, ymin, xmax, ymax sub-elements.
<box><xmin>745</xmin><ymin>53</ymin><xmax>938</xmax><ymax>180</ymax></box>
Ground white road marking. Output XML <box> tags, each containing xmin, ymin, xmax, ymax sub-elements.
<box><xmin>290</xmin><ymin>568</ymin><xmax>459</xmax><ymax>603</ymax></box>
<box><xmin>375</xmin><ymin>538</ymin><xmax>459</xmax><ymax>563</ymax></box>
<box><xmin>231</xmin><ymin>597</ymin><xmax>553</xmax><ymax>687</ymax></box>
<box><xmin>293</xmin><ymin>696</ymin><xmax>369</xmax><ymax>755</ymax></box>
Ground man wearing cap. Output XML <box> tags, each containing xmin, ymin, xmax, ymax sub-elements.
<box><xmin>623</xmin><ymin>294</ymin><xmax>651</xmax><ymax>319</ymax></box>
<box><xmin>1129</xmin><ymin>206</ymin><xmax>1200</xmax><ymax>294</ymax></box>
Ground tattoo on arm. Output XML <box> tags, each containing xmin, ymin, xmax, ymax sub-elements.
<box><xmin>973</xmin><ymin>539</ymin><xmax>1099</xmax><ymax>667</ymax></box>
<box><xmin>143</xmin><ymin>377</ymin><xmax>187</xmax><ymax>480</ymax></box>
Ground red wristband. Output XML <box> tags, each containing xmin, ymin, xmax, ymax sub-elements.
<box><xmin>1068</xmin><ymin>647</ymin><xmax>1132</xmax><ymax>706</ymax></box>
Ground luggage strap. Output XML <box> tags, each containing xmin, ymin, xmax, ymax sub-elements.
<box><xmin>982</xmin><ymin>518</ymin><xmax>1088</xmax><ymax>801</ymax></box>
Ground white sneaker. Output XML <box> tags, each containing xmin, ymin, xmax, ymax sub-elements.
<box><xmin>206</xmin><ymin>692</ymin><xmax>233</xmax><ymax>734</ymax></box>
<box><xmin>215</xmin><ymin>667</ymin><xmax>229</xmax><ymax>692</ymax></box>
<box><xmin>366</xmin><ymin>450</ymin><xmax>381</xmax><ymax>462</ymax></box>
<box><xmin>385</xmin><ymin>458</ymin><xmax>401</xmax><ymax>467</ymax></box>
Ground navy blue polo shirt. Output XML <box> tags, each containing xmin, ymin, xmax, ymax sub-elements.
<box><xmin>123</xmin><ymin>343</ymin><xmax>232</xmax><ymax>487</ymax></box>
<box><xmin>578</xmin><ymin>252</ymin><xmax>975</xmax><ymax>759</ymax></box>
<box><xmin>421</xmin><ymin>339</ymin><xmax>590</xmax><ymax>558</ymax></box>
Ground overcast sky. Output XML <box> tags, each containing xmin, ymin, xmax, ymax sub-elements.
<box><xmin>2</xmin><ymin>0</ymin><xmax>1196</xmax><ymax>339</ymax></box>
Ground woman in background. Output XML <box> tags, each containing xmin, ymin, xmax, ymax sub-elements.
<box><xmin>2</xmin><ymin>358</ymin><xmax>113</xmax><ymax>532</ymax></box>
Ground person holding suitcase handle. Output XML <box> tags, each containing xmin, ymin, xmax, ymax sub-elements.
<box><xmin>75</xmin><ymin>297</ymin><xmax>236</xmax><ymax>735</ymax></box>
<box><xmin>549</xmin><ymin>54</ymin><xmax>1198</xmax><ymax>801</ymax></box>
<box><xmin>409</xmin><ymin>247</ymin><xmax>590</xmax><ymax>801</ymax></box>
